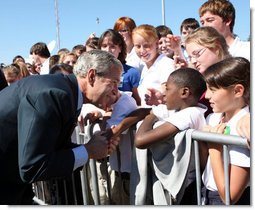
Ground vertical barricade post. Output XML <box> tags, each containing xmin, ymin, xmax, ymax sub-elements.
<box><xmin>89</xmin><ymin>159</ymin><xmax>100</xmax><ymax>205</ymax></box>
<box><xmin>193</xmin><ymin>140</ymin><xmax>202</xmax><ymax>205</ymax></box>
<box><xmin>75</xmin><ymin>126</ymin><xmax>90</xmax><ymax>204</ymax></box>
<box><xmin>71</xmin><ymin>174</ymin><xmax>78</xmax><ymax>205</ymax></box>
<box><xmin>40</xmin><ymin>181</ymin><xmax>46</xmax><ymax>202</ymax></box>
<box><xmin>87</xmin><ymin>121</ymin><xmax>100</xmax><ymax>205</ymax></box>
<box><xmin>190</xmin><ymin>129</ymin><xmax>249</xmax><ymax>205</ymax></box>
<box><xmin>223</xmin><ymin>145</ymin><xmax>230</xmax><ymax>205</ymax></box>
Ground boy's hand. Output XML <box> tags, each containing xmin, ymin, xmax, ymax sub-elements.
<box><xmin>145</xmin><ymin>88</ymin><xmax>164</xmax><ymax>106</ymax></box>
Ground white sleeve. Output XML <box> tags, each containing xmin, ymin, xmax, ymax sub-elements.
<box><xmin>152</xmin><ymin>104</ymin><xmax>173</xmax><ymax>120</ymax></box>
<box><xmin>165</xmin><ymin>108</ymin><xmax>206</xmax><ymax>130</ymax></box>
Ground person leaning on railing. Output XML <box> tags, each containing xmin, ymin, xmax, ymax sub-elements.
<box><xmin>201</xmin><ymin>57</ymin><xmax>250</xmax><ymax>205</ymax></box>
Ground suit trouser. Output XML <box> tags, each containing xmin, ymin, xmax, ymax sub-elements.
<box><xmin>0</xmin><ymin>182</ymin><xmax>34</xmax><ymax>205</ymax></box>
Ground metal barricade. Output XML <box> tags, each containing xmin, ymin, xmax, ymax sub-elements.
<box><xmin>191</xmin><ymin>129</ymin><xmax>249</xmax><ymax>205</ymax></box>
<box><xmin>32</xmin><ymin>127</ymin><xmax>249</xmax><ymax>205</ymax></box>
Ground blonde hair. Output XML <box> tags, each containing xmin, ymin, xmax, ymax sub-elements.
<box><xmin>132</xmin><ymin>24</ymin><xmax>159</xmax><ymax>43</ymax></box>
<box><xmin>185</xmin><ymin>26</ymin><xmax>230</xmax><ymax>60</ymax></box>
<box><xmin>2</xmin><ymin>64</ymin><xmax>21</xmax><ymax>84</ymax></box>
<box><xmin>15</xmin><ymin>61</ymin><xmax>30</xmax><ymax>78</ymax></box>
<box><xmin>2</xmin><ymin>64</ymin><xmax>20</xmax><ymax>77</ymax></box>
<box><xmin>59</xmin><ymin>52</ymin><xmax>78</xmax><ymax>64</ymax></box>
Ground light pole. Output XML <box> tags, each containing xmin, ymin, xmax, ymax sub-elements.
<box><xmin>55</xmin><ymin>0</ymin><xmax>60</xmax><ymax>50</ymax></box>
<box><xmin>162</xmin><ymin>0</ymin><xmax>165</xmax><ymax>25</ymax></box>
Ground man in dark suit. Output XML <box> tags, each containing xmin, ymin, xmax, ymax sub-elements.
<box><xmin>0</xmin><ymin>66</ymin><xmax>8</xmax><ymax>91</ymax></box>
<box><xmin>0</xmin><ymin>50</ymin><xmax>123</xmax><ymax>204</ymax></box>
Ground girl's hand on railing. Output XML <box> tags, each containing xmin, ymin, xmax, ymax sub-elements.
<box><xmin>203</xmin><ymin>123</ymin><xmax>227</xmax><ymax>134</ymax></box>
<box><xmin>203</xmin><ymin>123</ymin><xmax>227</xmax><ymax>149</ymax></box>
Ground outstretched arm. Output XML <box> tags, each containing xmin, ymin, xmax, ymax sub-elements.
<box><xmin>135</xmin><ymin>113</ymin><xmax>179</xmax><ymax>149</ymax></box>
<box><xmin>111</xmin><ymin>107</ymin><xmax>152</xmax><ymax>137</ymax></box>
<box><xmin>166</xmin><ymin>34</ymin><xmax>184</xmax><ymax>58</ymax></box>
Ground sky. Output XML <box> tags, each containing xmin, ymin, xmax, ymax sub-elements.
<box><xmin>0</xmin><ymin>0</ymin><xmax>252</xmax><ymax>65</ymax></box>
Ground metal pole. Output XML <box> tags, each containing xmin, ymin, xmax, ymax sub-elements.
<box><xmin>191</xmin><ymin>130</ymin><xmax>248</xmax><ymax>148</ymax></box>
<box><xmin>54</xmin><ymin>0</ymin><xmax>60</xmax><ymax>50</ymax></box>
<box><xmin>89</xmin><ymin>159</ymin><xmax>100</xmax><ymax>205</ymax></box>
<box><xmin>162</xmin><ymin>0</ymin><xmax>166</xmax><ymax>25</ymax></box>
<box><xmin>194</xmin><ymin>140</ymin><xmax>202</xmax><ymax>205</ymax></box>
<box><xmin>223</xmin><ymin>145</ymin><xmax>230</xmax><ymax>205</ymax></box>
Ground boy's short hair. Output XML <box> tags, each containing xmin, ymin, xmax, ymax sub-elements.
<box><xmin>30</xmin><ymin>42</ymin><xmax>51</xmax><ymax>58</ymax></box>
<box><xmin>199</xmin><ymin>0</ymin><xmax>235</xmax><ymax>32</ymax></box>
<box><xmin>49</xmin><ymin>63</ymin><xmax>73</xmax><ymax>75</ymax></box>
<box><xmin>180</xmin><ymin>18</ymin><xmax>200</xmax><ymax>34</ymax></box>
<box><xmin>156</xmin><ymin>25</ymin><xmax>173</xmax><ymax>39</ymax></box>
<box><xmin>72</xmin><ymin>45</ymin><xmax>86</xmax><ymax>56</ymax></box>
<box><xmin>13</xmin><ymin>55</ymin><xmax>25</xmax><ymax>64</ymax></box>
<box><xmin>85</xmin><ymin>37</ymin><xmax>99</xmax><ymax>50</ymax></box>
<box><xmin>169</xmin><ymin>68</ymin><xmax>206</xmax><ymax>101</ymax></box>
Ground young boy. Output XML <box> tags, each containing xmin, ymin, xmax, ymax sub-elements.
<box><xmin>79</xmin><ymin>90</ymin><xmax>138</xmax><ymax>205</ymax></box>
<box><xmin>199</xmin><ymin>0</ymin><xmax>250</xmax><ymax>60</ymax></box>
<box><xmin>132</xmin><ymin>68</ymin><xmax>207</xmax><ymax>204</ymax></box>
<box><xmin>135</xmin><ymin>67</ymin><xmax>207</xmax><ymax>148</ymax></box>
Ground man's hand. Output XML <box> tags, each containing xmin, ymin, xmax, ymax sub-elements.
<box><xmin>84</xmin><ymin>128</ymin><xmax>119</xmax><ymax>159</ymax></box>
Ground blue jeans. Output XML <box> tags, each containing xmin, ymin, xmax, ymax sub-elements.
<box><xmin>202</xmin><ymin>186</ymin><xmax>250</xmax><ymax>205</ymax></box>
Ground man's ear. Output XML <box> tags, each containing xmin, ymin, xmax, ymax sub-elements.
<box><xmin>87</xmin><ymin>69</ymin><xmax>96</xmax><ymax>85</ymax></box>
<box><xmin>180</xmin><ymin>87</ymin><xmax>190</xmax><ymax>98</ymax></box>
<box><xmin>234</xmin><ymin>84</ymin><xmax>245</xmax><ymax>98</ymax></box>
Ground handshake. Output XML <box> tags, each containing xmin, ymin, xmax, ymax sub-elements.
<box><xmin>78</xmin><ymin>109</ymin><xmax>120</xmax><ymax>160</ymax></box>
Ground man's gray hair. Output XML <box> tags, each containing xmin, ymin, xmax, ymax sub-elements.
<box><xmin>73</xmin><ymin>49</ymin><xmax>123</xmax><ymax>77</ymax></box>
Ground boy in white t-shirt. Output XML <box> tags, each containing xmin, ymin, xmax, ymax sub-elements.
<box><xmin>133</xmin><ymin>68</ymin><xmax>207</xmax><ymax>204</ymax></box>
<box><xmin>199</xmin><ymin>0</ymin><xmax>250</xmax><ymax>61</ymax></box>
<box><xmin>110</xmin><ymin>68</ymin><xmax>207</xmax><ymax>204</ymax></box>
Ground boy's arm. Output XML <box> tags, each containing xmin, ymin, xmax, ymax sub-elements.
<box><xmin>111</xmin><ymin>107</ymin><xmax>151</xmax><ymax>137</ymax></box>
<box><xmin>135</xmin><ymin>113</ymin><xmax>179</xmax><ymax>149</ymax></box>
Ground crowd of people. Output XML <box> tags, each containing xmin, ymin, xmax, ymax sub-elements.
<box><xmin>0</xmin><ymin>0</ymin><xmax>250</xmax><ymax>205</ymax></box>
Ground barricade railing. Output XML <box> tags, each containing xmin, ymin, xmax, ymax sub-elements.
<box><xmin>32</xmin><ymin>126</ymin><xmax>249</xmax><ymax>205</ymax></box>
<box><xmin>191</xmin><ymin>129</ymin><xmax>249</xmax><ymax>205</ymax></box>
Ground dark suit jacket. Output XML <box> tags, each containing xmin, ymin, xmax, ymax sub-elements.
<box><xmin>0</xmin><ymin>73</ymin><xmax>80</xmax><ymax>204</ymax></box>
<box><xmin>0</xmin><ymin>69</ymin><xmax>8</xmax><ymax>91</ymax></box>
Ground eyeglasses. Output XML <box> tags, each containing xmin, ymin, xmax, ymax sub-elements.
<box><xmin>187</xmin><ymin>48</ymin><xmax>207</xmax><ymax>62</ymax></box>
<box><xmin>118</xmin><ymin>29</ymin><xmax>129</xmax><ymax>33</ymax></box>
